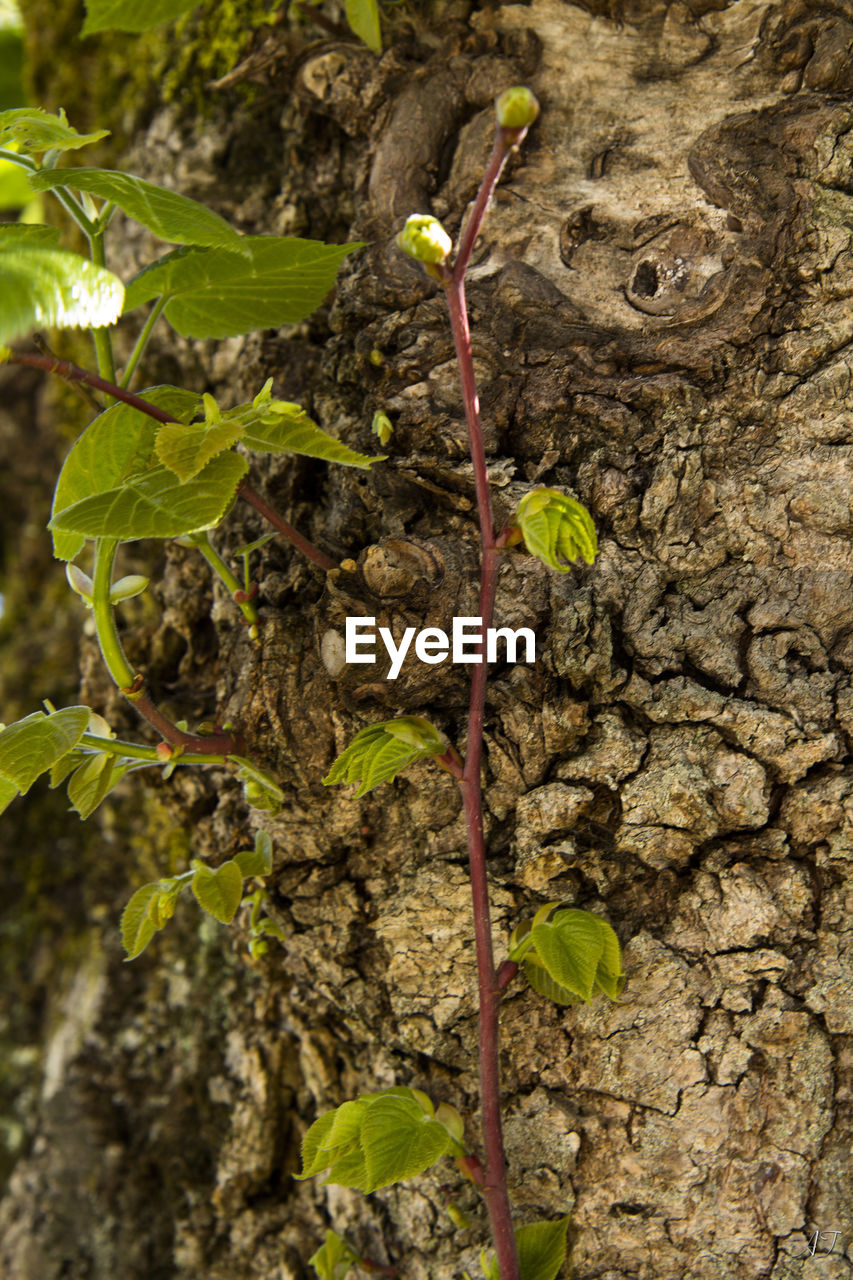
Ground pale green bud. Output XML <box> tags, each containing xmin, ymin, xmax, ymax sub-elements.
<box><xmin>109</xmin><ymin>574</ymin><xmax>149</xmax><ymax>604</ymax></box>
<box><xmin>496</xmin><ymin>86</ymin><xmax>540</xmax><ymax>131</ymax></box>
<box><xmin>371</xmin><ymin>410</ymin><xmax>393</xmax><ymax>445</ymax></box>
<box><xmin>396</xmin><ymin>214</ymin><xmax>452</xmax><ymax>265</ymax></box>
<box><xmin>66</xmin><ymin>562</ymin><xmax>94</xmax><ymax>602</ymax></box>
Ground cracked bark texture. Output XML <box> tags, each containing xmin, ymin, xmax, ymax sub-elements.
<box><xmin>1</xmin><ymin>1</ymin><xmax>852</xmax><ymax>1278</ymax></box>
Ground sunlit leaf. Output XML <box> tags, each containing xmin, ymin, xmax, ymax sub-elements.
<box><xmin>360</xmin><ymin>1094</ymin><xmax>451</xmax><ymax>1192</ymax></box>
<box><xmin>0</xmin><ymin>244</ymin><xmax>123</xmax><ymax>344</ymax></box>
<box><xmin>511</xmin><ymin>488</ymin><xmax>598</xmax><ymax>572</ymax></box>
<box><xmin>514</xmin><ymin>905</ymin><xmax>625</xmax><ymax>1005</ymax></box>
<box><xmin>234</xmin><ymin>830</ymin><xmax>273</xmax><ymax>879</ymax></box>
<box><xmin>29</xmin><ymin>167</ymin><xmax>243</xmax><ymax>249</ymax></box>
<box><xmin>123</xmin><ymin>236</ymin><xmax>362</xmax><ymax>339</ymax></box>
<box><xmin>0</xmin><ymin>774</ymin><xmax>18</xmax><ymax>815</ymax></box>
<box><xmin>49</xmin><ymin>448</ymin><xmax>247</xmax><ymax>542</ymax></box>
<box><xmin>0</xmin><ymin>222</ymin><xmax>60</xmax><ymax>246</ymax></box>
<box><xmin>0</xmin><ymin>106</ymin><xmax>109</xmax><ymax>154</ymax></box>
<box><xmin>323</xmin><ymin>717</ymin><xmax>447</xmax><ymax>798</ymax></box>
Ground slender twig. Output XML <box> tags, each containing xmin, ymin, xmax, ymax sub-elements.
<box><xmin>441</xmin><ymin>124</ymin><xmax>527</xmax><ymax>1280</ymax></box>
<box><xmin>237</xmin><ymin>479</ymin><xmax>336</xmax><ymax>571</ymax></box>
<box><xmin>190</xmin><ymin>530</ymin><xmax>261</xmax><ymax>628</ymax></box>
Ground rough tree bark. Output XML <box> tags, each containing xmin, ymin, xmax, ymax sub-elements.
<box><xmin>0</xmin><ymin>1</ymin><xmax>851</xmax><ymax>1278</ymax></box>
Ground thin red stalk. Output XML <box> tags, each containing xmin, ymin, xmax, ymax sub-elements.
<box><xmin>454</xmin><ymin>127</ymin><xmax>528</xmax><ymax>284</ymax></box>
<box><xmin>8</xmin><ymin>351</ymin><xmax>176</xmax><ymax>422</ymax></box>
<box><xmin>445</xmin><ymin>184</ymin><xmax>521</xmax><ymax>1271</ymax></box>
<box><xmin>127</xmin><ymin>690</ymin><xmax>237</xmax><ymax>755</ymax></box>
<box><xmin>237</xmin><ymin>480</ymin><xmax>336</xmax><ymax>571</ymax></box>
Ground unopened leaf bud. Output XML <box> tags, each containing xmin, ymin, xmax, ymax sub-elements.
<box><xmin>495</xmin><ymin>86</ymin><xmax>540</xmax><ymax>131</ymax></box>
<box><xmin>372</xmin><ymin>410</ymin><xmax>393</xmax><ymax>445</ymax></box>
<box><xmin>396</xmin><ymin>214</ymin><xmax>452</xmax><ymax>266</ymax></box>
<box><xmin>109</xmin><ymin>573</ymin><xmax>149</xmax><ymax>604</ymax></box>
<box><xmin>66</xmin><ymin>562</ymin><xmax>94</xmax><ymax>602</ymax></box>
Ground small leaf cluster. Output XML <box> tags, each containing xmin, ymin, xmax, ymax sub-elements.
<box><xmin>121</xmin><ymin>830</ymin><xmax>281</xmax><ymax>960</ymax></box>
<box><xmin>297</xmin><ymin>1087</ymin><xmax>465</xmax><ymax>1194</ymax></box>
<box><xmin>509</xmin><ymin>904</ymin><xmax>625</xmax><ymax>1005</ymax></box>
<box><xmin>49</xmin><ymin>381</ymin><xmax>381</xmax><ymax>555</ymax></box>
<box><xmin>510</xmin><ymin>488</ymin><xmax>598</xmax><ymax>572</ymax></box>
<box><xmin>323</xmin><ymin>716</ymin><xmax>448</xmax><ymax>797</ymax></box>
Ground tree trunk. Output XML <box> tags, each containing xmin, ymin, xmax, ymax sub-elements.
<box><xmin>1</xmin><ymin>2</ymin><xmax>851</xmax><ymax>1278</ymax></box>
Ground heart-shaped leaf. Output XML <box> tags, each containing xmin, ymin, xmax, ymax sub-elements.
<box><xmin>191</xmin><ymin>859</ymin><xmax>243</xmax><ymax>923</ymax></box>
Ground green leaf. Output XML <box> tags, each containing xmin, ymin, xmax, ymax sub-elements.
<box><xmin>230</xmin><ymin>756</ymin><xmax>285</xmax><ymax>815</ymax></box>
<box><xmin>28</xmin><ymin>167</ymin><xmax>243</xmax><ymax>250</ymax></box>
<box><xmin>191</xmin><ymin>859</ymin><xmax>243</xmax><ymax>924</ymax></box>
<box><xmin>0</xmin><ymin>706</ymin><xmax>89</xmax><ymax>794</ymax></box>
<box><xmin>82</xmin><ymin>0</ymin><xmax>199</xmax><ymax>34</ymax></box>
<box><xmin>309</xmin><ymin>1230</ymin><xmax>361</xmax><ymax>1280</ymax></box>
<box><xmin>49</xmin><ymin>448</ymin><xmax>247</xmax><ymax>542</ymax></box>
<box><xmin>50</xmin><ymin>386</ymin><xmax>200</xmax><ymax>560</ymax></box>
<box><xmin>512</xmin><ymin>488</ymin><xmax>598</xmax><ymax>572</ymax></box>
<box><xmin>0</xmin><ymin>223</ymin><xmax>60</xmax><ymax>247</ymax></box>
<box><xmin>360</xmin><ymin>1094</ymin><xmax>451</xmax><ymax>1192</ymax></box>
<box><xmin>323</xmin><ymin>717</ymin><xmax>447</xmax><ymax>798</ymax></box>
<box><xmin>345</xmin><ymin>0</ymin><xmax>381</xmax><ymax>53</ymax></box>
<box><xmin>234</xmin><ymin>830</ymin><xmax>273</xmax><ymax>879</ymax></box>
<box><xmin>521</xmin><ymin>956</ymin><xmax>579</xmax><ymax>1007</ymax></box>
<box><xmin>0</xmin><ymin>106</ymin><xmax>109</xmax><ymax>154</ymax></box>
<box><xmin>0</xmin><ymin>774</ymin><xmax>19</xmax><ymax>815</ymax></box>
<box><xmin>516</xmin><ymin>1216</ymin><xmax>569</xmax><ymax>1280</ymax></box>
<box><xmin>66</xmin><ymin>751</ymin><xmax>124</xmax><ymax>819</ymax></box>
<box><xmin>0</xmin><ymin>244</ymin><xmax>123</xmax><ymax>344</ymax></box>
<box><xmin>525</xmin><ymin>907</ymin><xmax>624</xmax><ymax>1005</ymax></box>
<box><xmin>120</xmin><ymin>882</ymin><xmax>161</xmax><ymax>960</ymax></box>
<box><xmin>481</xmin><ymin>1250</ymin><xmax>501</xmax><ymax>1280</ymax></box>
<box><xmin>123</xmin><ymin>236</ymin><xmax>362</xmax><ymax>339</ymax></box>
<box><xmin>240</xmin><ymin>381</ymin><xmax>383</xmax><ymax>470</ymax></box>
<box><xmin>155</xmin><ymin>401</ymin><xmax>245</xmax><ymax>482</ymax></box>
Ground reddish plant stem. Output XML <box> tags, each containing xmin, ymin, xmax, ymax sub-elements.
<box><xmin>454</xmin><ymin>126</ymin><xmax>530</xmax><ymax>284</ymax></box>
<box><xmin>237</xmin><ymin>480</ymin><xmax>336</xmax><ymax>571</ymax></box>
<box><xmin>445</xmin><ymin>248</ymin><xmax>520</xmax><ymax>1274</ymax></box>
<box><xmin>127</xmin><ymin>689</ymin><xmax>238</xmax><ymax>755</ymax></box>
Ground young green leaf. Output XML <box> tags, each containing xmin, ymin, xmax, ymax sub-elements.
<box><xmin>234</xmin><ymin>830</ymin><xmax>273</xmax><ymax>879</ymax></box>
<box><xmin>81</xmin><ymin>0</ymin><xmax>199</xmax><ymax>35</ymax></box>
<box><xmin>0</xmin><ymin>706</ymin><xmax>90</xmax><ymax>795</ymax></box>
<box><xmin>123</xmin><ymin>236</ymin><xmax>362</xmax><ymax>339</ymax></box>
<box><xmin>512</xmin><ymin>905</ymin><xmax>625</xmax><ymax>1005</ymax></box>
<box><xmin>191</xmin><ymin>859</ymin><xmax>243</xmax><ymax>924</ymax></box>
<box><xmin>511</xmin><ymin>488</ymin><xmax>598</xmax><ymax>572</ymax></box>
<box><xmin>155</xmin><ymin>401</ymin><xmax>245</xmax><ymax>483</ymax></box>
<box><xmin>0</xmin><ymin>106</ymin><xmax>109</xmax><ymax>155</ymax></box>
<box><xmin>345</xmin><ymin>0</ymin><xmax>381</xmax><ymax>53</ymax></box>
<box><xmin>516</xmin><ymin>1216</ymin><xmax>569</xmax><ymax>1280</ymax></box>
<box><xmin>28</xmin><ymin>168</ymin><xmax>244</xmax><ymax>250</ymax></box>
<box><xmin>66</xmin><ymin>751</ymin><xmax>128</xmax><ymax>819</ymax></box>
<box><xmin>0</xmin><ymin>244</ymin><xmax>123</xmax><ymax>344</ymax></box>
<box><xmin>323</xmin><ymin>717</ymin><xmax>448</xmax><ymax>798</ymax></box>
<box><xmin>239</xmin><ymin>381</ymin><xmax>383</xmax><ymax>470</ymax></box>
<box><xmin>120</xmin><ymin>881</ymin><xmax>162</xmax><ymax>960</ymax></box>
<box><xmin>230</xmin><ymin>756</ymin><xmax>285</xmax><ymax>815</ymax></box>
<box><xmin>0</xmin><ymin>158</ymin><xmax>35</xmax><ymax>211</ymax></box>
<box><xmin>360</xmin><ymin>1093</ymin><xmax>452</xmax><ymax>1192</ymax></box>
<box><xmin>49</xmin><ymin>449</ymin><xmax>248</xmax><ymax>543</ymax></box>
<box><xmin>309</xmin><ymin>1230</ymin><xmax>361</xmax><ymax>1280</ymax></box>
<box><xmin>50</xmin><ymin>386</ymin><xmax>201</xmax><ymax>561</ymax></box>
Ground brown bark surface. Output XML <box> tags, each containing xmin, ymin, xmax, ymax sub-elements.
<box><xmin>1</xmin><ymin>2</ymin><xmax>852</xmax><ymax>1278</ymax></box>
